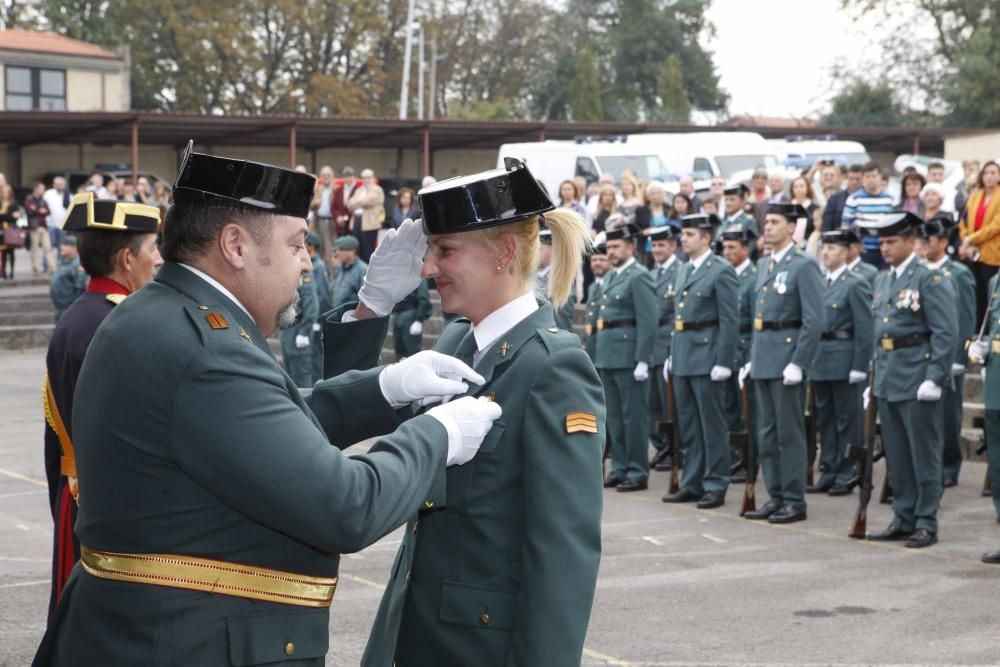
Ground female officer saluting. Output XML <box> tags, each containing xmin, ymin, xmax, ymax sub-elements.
<box><xmin>363</xmin><ymin>159</ymin><xmax>606</xmax><ymax>666</ymax></box>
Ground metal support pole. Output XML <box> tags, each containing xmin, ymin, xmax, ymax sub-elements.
<box><xmin>913</xmin><ymin>133</ymin><xmax>920</xmax><ymax>155</ymax></box>
<box><xmin>423</xmin><ymin>125</ymin><xmax>431</xmax><ymax>178</ymax></box>
<box><xmin>130</xmin><ymin>116</ymin><xmax>139</xmax><ymax>185</ymax></box>
<box><xmin>289</xmin><ymin>124</ymin><xmax>298</xmax><ymax>167</ymax></box>
<box><xmin>417</xmin><ymin>25</ymin><xmax>425</xmax><ymax>120</ymax></box>
<box><xmin>399</xmin><ymin>0</ymin><xmax>416</xmax><ymax>119</ymax></box>
<box><xmin>429</xmin><ymin>35</ymin><xmax>437</xmax><ymax>120</ymax></box>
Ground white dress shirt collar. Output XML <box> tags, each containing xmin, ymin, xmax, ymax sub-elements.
<box><xmin>848</xmin><ymin>257</ymin><xmax>862</xmax><ymax>271</ymax></box>
<box><xmin>614</xmin><ymin>257</ymin><xmax>636</xmax><ymax>275</ymax></box>
<box><xmin>689</xmin><ymin>250</ymin><xmax>711</xmax><ymax>272</ymax></box>
<box><xmin>827</xmin><ymin>264</ymin><xmax>848</xmax><ymax>283</ymax></box>
<box><xmin>657</xmin><ymin>255</ymin><xmax>678</xmax><ymax>272</ymax></box>
<box><xmin>894</xmin><ymin>253</ymin><xmax>917</xmax><ymax>279</ymax></box>
<box><xmin>771</xmin><ymin>241</ymin><xmax>794</xmax><ymax>265</ymax></box>
<box><xmin>735</xmin><ymin>258</ymin><xmax>752</xmax><ymax>275</ymax></box>
<box><xmin>471</xmin><ymin>291</ymin><xmax>539</xmax><ymax>355</ymax></box>
<box><xmin>178</xmin><ymin>263</ymin><xmax>255</xmax><ymax>322</ymax></box>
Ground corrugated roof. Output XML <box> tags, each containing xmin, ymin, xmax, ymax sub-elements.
<box><xmin>0</xmin><ymin>30</ymin><xmax>120</xmax><ymax>60</ymax></box>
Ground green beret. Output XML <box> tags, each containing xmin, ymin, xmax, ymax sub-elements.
<box><xmin>305</xmin><ymin>233</ymin><xmax>322</xmax><ymax>248</ymax></box>
<box><xmin>334</xmin><ymin>236</ymin><xmax>359</xmax><ymax>250</ymax></box>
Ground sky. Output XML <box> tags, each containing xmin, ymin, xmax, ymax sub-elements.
<box><xmin>705</xmin><ymin>0</ymin><xmax>885</xmax><ymax>119</ymax></box>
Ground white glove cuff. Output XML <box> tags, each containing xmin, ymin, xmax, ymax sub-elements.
<box><xmin>378</xmin><ymin>366</ymin><xmax>408</xmax><ymax>409</ymax></box>
<box><xmin>426</xmin><ymin>408</ymin><xmax>462</xmax><ymax>465</ymax></box>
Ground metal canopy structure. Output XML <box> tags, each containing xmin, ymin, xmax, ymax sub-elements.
<box><xmin>0</xmin><ymin>110</ymin><xmax>985</xmax><ymax>183</ymax></box>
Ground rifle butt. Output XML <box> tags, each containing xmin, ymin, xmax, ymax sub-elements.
<box><xmin>849</xmin><ymin>509</ymin><xmax>867</xmax><ymax>539</ymax></box>
<box><xmin>739</xmin><ymin>482</ymin><xmax>755</xmax><ymax>516</ymax></box>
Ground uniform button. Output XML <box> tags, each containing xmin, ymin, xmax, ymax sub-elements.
<box><xmin>682</xmin><ymin>291</ymin><xmax>688</xmax><ymax>296</ymax></box>
<box><xmin>763</xmin><ymin>287</ymin><xmax>768</xmax><ymax>292</ymax></box>
<box><xmin>284</xmin><ymin>642</ymin><xmax>296</xmax><ymax>656</ymax></box>
<box><xmin>679</xmin><ymin>302</ymin><xmax>685</xmax><ymax>308</ymax></box>
<box><xmin>601</xmin><ymin>305</ymin><xmax>606</xmax><ymax>310</ymax></box>
<box><xmin>623</xmin><ymin>334</ymin><xmax>629</xmax><ymax>339</ymax></box>
<box><xmin>883</xmin><ymin>317</ymin><xmax>889</xmax><ymax>323</ymax></box>
<box><xmin>786</xmin><ymin>337</ymin><xmax>792</xmax><ymax>343</ymax></box>
<box><xmin>480</xmin><ymin>612</ymin><xmax>490</xmax><ymax>625</ymax></box>
<box><xmin>197</xmin><ymin>305</ymin><xmax>208</xmax><ymax>310</ymax></box>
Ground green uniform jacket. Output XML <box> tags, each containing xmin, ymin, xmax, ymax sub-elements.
<box><xmin>871</xmin><ymin>256</ymin><xmax>957</xmax><ymax>401</ymax></box>
<box><xmin>982</xmin><ymin>275</ymin><xmax>1000</xmax><ymax>409</ymax></box>
<box><xmin>583</xmin><ymin>279</ymin><xmax>604</xmax><ymax>360</ymax></box>
<box><xmin>850</xmin><ymin>259</ymin><xmax>880</xmax><ymax>287</ymax></box>
<box><xmin>594</xmin><ymin>261</ymin><xmax>657</xmax><ymax>369</ymax></box>
<box><xmin>716</xmin><ymin>212</ymin><xmax>758</xmax><ymax>241</ymax></box>
<box><xmin>34</xmin><ymin>262</ymin><xmax>450</xmax><ymax>667</ymax></box>
<box><xmin>933</xmin><ymin>257</ymin><xmax>976</xmax><ymax>368</ymax></box>
<box><xmin>364</xmin><ymin>303</ymin><xmax>605</xmax><ymax>667</ymax></box>
<box><xmin>536</xmin><ymin>269</ymin><xmax>576</xmax><ymax>331</ymax></box>
<box><xmin>49</xmin><ymin>256</ymin><xmax>88</xmax><ymax>322</ymax></box>
<box><xmin>651</xmin><ymin>258</ymin><xmax>681</xmax><ymax>365</ymax></box>
<box><xmin>750</xmin><ymin>247</ymin><xmax>826</xmax><ymax>379</ymax></box>
<box><xmin>808</xmin><ymin>270</ymin><xmax>874</xmax><ymax>381</ymax></box>
<box><xmin>332</xmin><ymin>258</ymin><xmax>368</xmax><ymax>308</ymax></box>
<box><xmin>735</xmin><ymin>262</ymin><xmax>757</xmax><ymax>366</ymax></box>
<box><xmin>311</xmin><ymin>255</ymin><xmax>334</xmax><ymax>313</ymax></box>
<box><xmin>670</xmin><ymin>255</ymin><xmax>739</xmax><ymax>376</ymax></box>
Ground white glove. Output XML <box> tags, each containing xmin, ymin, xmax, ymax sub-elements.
<box><xmin>863</xmin><ymin>386</ymin><xmax>871</xmax><ymax>409</ymax></box>
<box><xmin>633</xmin><ymin>361</ymin><xmax>649</xmax><ymax>382</ymax></box>
<box><xmin>969</xmin><ymin>339</ymin><xmax>988</xmax><ymax>364</ymax></box>
<box><xmin>951</xmin><ymin>363</ymin><xmax>966</xmax><ymax>376</ymax></box>
<box><xmin>294</xmin><ymin>334</ymin><xmax>310</xmax><ymax>349</ymax></box>
<box><xmin>357</xmin><ymin>218</ymin><xmax>427</xmax><ymax>316</ymax></box>
<box><xmin>426</xmin><ymin>396</ymin><xmax>503</xmax><ymax>466</ymax></box>
<box><xmin>379</xmin><ymin>350</ymin><xmax>485</xmax><ymax>408</ymax></box>
<box><xmin>916</xmin><ymin>380</ymin><xmax>942</xmax><ymax>402</ymax></box>
<box><xmin>848</xmin><ymin>370</ymin><xmax>867</xmax><ymax>384</ymax></box>
<box><xmin>738</xmin><ymin>363</ymin><xmax>751</xmax><ymax>389</ymax></box>
<box><xmin>312</xmin><ymin>322</ymin><xmax>321</xmax><ymax>332</ymax></box>
<box><xmin>662</xmin><ymin>360</ymin><xmax>670</xmax><ymax>382</ymax></box>
<box><xmin>782</xmin><ymin>362</ymin><xmax>803</xmax><ymax>386</ymax></box>
<box><xmin>409</xmin><ymin>320</ymin><xmax>423</xmax><ymax>337</ymax></box>
<box><xmin>710</xmin><ymin>365</ymin><xmax>732</xmax><ymax>382</ymax></box>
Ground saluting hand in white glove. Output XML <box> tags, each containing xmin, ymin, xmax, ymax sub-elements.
<box><xmin>427</xmin><ymin>396</ymin><xmax>503</xmax><ymax>466</ymax></box>
<box><xmin>358</xmin><ymin>218</ymin><xmax>427</xmax><ymax>317</ymax></box>
<box><xmin>380</xmin><ymin>350</ymin><xmax>484</xmax><ymax>407</ymax></box>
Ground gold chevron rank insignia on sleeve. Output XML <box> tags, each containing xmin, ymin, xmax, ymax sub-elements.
<box><xmin>205</xmin><ymin>312</ymin><xmax>229</xmax><ymax>330</ymax></box>
<box><xmin>565</xmin><ymin>411</ymin><xmax>598</xmax><ymax>434</ymax></box>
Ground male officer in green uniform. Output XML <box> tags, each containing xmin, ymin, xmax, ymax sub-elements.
<box><xmin>278</xmin><ymin>267</ymin><xmax>320</xmax><ymax>387</ymax></box>
<box><xmin>33</xmin><ymin>144</ymin><xmax>502</xmax><ymax>666</ymax></box>
<box><xmin>717</xmin><ymin>183</ymin><xmax>758</xmax><ymax>245</ymax></box>
<box><xmin>847</xmin><ymin>236</ymin><xmax>880</xmax><ymax>286</ymax></box>
<box><xmin>391</xmin><ymin>279</ymin><xmax>432</xmax><ymax>359</ymax></box>
<box><xmin>662</xmin><ymin>214</ymin><xmax>739</xmax><ymax>508</ymax></box>
<box><xmin>721</xmin><ymin>227</ymin><xmax>758</xmax><ymax>479</ymax></box>
<box><xmin>595</xmin><ymin>219</ymin><xmax>657</xmax><ymax>491</ymax></box>
<box><xmin>306</xmin><ymin>233</ymin><xmax>333</xmax><ymax>380</ymax></box>
<box><xmin>647</xmin><ymin>226</ymin><xmax>681</xmax><ymax>468</ymax></box>
<box><xmin>806</xmin><ymin>229</ymin><xmax>873</xmax><ymax>495</ymax></box>
<box><xmin>49</xmin><ymin>234</ymin><xmax>89</xmax><ymax>322</ymax></box>
<box><xmin>331</xmin><ymin>234</ymin><xmax>368</xmax><ymax>307</ymax></box>
<box><xmin>743</xmin><ymin>203</ymin><xmax>825</xmax><ymax>523</ymax></box>
<box><xmin>536</xmin><ymin>226</ymin><xmax>576</xmax><ymax>331</ymax></box>
<box><xmin>970</xmin><ymin>276</ymin><xmax>1000</xmax><ymax>562</ymax></box>
<box><xmin>857</xmin><ymin>211</ymin><xmax>956</xmax><ymax>548</ymax></box>
<box><xmin>915</xmin><ymin>215</ymin><xmax>976</xmax><ymax>487</ymax></box>
<box><xmin>583</xmin><ymin>236</ymin><xmax>609</xmax><ymax>361</ymax></box>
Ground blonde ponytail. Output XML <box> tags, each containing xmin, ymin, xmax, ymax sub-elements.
<box><xmin>543</xmin><ymin>208</ymin><xmax>591</xmax><ymax>307</ymax></box>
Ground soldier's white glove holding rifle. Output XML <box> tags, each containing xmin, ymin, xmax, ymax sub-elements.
<box><xmin>781</xmin><ymin>362</ymin><xmax>803</xmax><ymax>386</ymax></box>
<box><xmin>710</xmin><ymin>365</ymin><xmax>731</xmax><ymax>382</ymax></box>
<box><xmin>633</xmin><ymin>361</ymin><xmax>649</xmax><ymax>382</ymax></box>
<box><xmin>848</xmin><ymin>370</ymin><xmax>867</xmax><ymax>384</ymax></box>
<box><xmin>738</xmin><ymin>363</ymin><xmax>751</xmax><ymax>389</ymax></box>
<box><xmin>916</xmin><ymin>380</ymin><xmax>942</xmax><ymax>402</ymax></box>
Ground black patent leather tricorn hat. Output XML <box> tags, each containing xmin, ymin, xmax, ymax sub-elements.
<box><xmin>171</xmin><ymin>140</ymin><xmax>316</xmax><ymax>219</ymax></box>
<box><xmin>418</xmin><ymin>158</ymin><xmax>555</xmax><ymax>235</ymax></box>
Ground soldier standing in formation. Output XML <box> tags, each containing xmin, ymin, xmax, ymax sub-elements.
<box><xmin>331</xmin><ymin>234</ymin><xmax>368</xmax><ymax>308</ymax></box>
<box><xmin>743</xmin><ymin>203</ymin><xmax>824</xmax><ymax>524</ymax></box>
<box><xmin>915</xmin><ymin>216</ymin><xmax>977</xmax><ymax>488</ymax></box>
<box><xmin>718</xmin><ymin>184</ymin><xmax>758</xmax><ymax>240</ymax></box>
<box><xmin>647</xmin><ymin>226</ymin><xmax>680</xmax><ymax>470</ymax></box>
<box><xmin>661</xmin><ymin>214</ymin><xmax>739</xmax><ymax>508</ymax></box>
<box><xmin>596</xmin><ymin>219</ymin><xmax>657</xmax><ymax>492</ymax></box>
<box><xmin>278</xmin><ymin>265</ymin><xmax>320</xmax><ymax>387</ymax></box>
<box><xmin>806</xmin><ymin>229</ymin><xmax>873</xmax><ymax>495</ymax></box>
<box><xmin>306</xmin><ymin>232</ymin><xmax>333</xmax><ymax>380</ymax></box>
<box><xmin>42</xmin><ymin>194</ymin><xmax>163</xmax><ymax>619</ymax></box>
<box><xmin>720</xmin><ymin>227</ymin><xmax>758</xmax><ymax>479</ymax></box>
<box><xmin>858</xmin><ymin>212</ymin><xmax>957</xmax><ymax>548</ymax></box>
<box><xmin>972</xmin><ymin>275</ymin><xmax>1000</xmax><ymax>563</ymax></box>
<box><xmin>583</xmin><ymin>235</ymin><xmax>608</xmax><ymax>362</ymax></box>
<box><xmin>847</xmin><ymin>234</ymin><xmax>879</xmax><ymax>286</ymax></box>
<box><xmin>48</xmin><ymin>234</ymin><xmax>89</xmax><ymax>322</ymax></box>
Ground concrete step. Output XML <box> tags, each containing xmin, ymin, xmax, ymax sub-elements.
<box><xmin>0</xmin><ymin>324</ymin><xmax>54</xmax><ymax>350</ymax></box>
<box><xmin>0</xmin><ymin>276</ymin><xmax>50</xmax><ymax>289</ymax></box>
<box><xmin>0</xmin><ymin>310</ymin><xmax>54</xmax><ymax>326</ymax></box>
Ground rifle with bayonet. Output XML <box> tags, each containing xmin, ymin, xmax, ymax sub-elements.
<box><xmin>666</xmin><ymin>371</ymin><xmax>681</xmax><ymax>495</ymax></box>
<box><xmin>740</xmin><ymin>379</ymin><xmax>756</xmax><ymax>515</ymax></box>
<box><xmin>805</xmin><ymin>382</ymin><xmax>817</xmax><ymax>487</ymax></box>
<box><xmin>849</xmin><ymin>368</ymin><xmax>878</xmax><ymax>538</ymax></box>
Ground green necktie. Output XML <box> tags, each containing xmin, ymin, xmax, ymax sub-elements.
<box><xmin>454</xmin><ymin>330</ymin><xmax>478</xmax><ymax>368</ymax></box>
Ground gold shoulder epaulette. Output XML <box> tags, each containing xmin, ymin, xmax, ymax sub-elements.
<box><xmin>106</xmin><ymin>293</ymin><xmax>126</xmax><ymax>306</ymax></box>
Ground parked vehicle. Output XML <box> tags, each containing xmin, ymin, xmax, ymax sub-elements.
<box><xmin>767</xmin><ymin>136</ymin><xmax>871</xmax><ymax>171</ymax></box>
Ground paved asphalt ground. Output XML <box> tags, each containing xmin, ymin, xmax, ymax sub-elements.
<box><xmin>2</xmin><ymin>349</ymin><xmax>999</xmax><ymax>666</ymax></box>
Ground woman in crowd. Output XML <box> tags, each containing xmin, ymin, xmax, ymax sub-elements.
<box><xmin>557</xmin><ymin>179</ymin><xmax>587</xmax><ymax>219</ymax></box>
<box><xmin>789</xmin><ymin>175</ymin><xmax>820</xmax><ymax>248</ymax></box>
<box><xmin>389</xmin><ymin>186</ymin><xmax>420</xmax><ymax>229</ymax></box>
<box><xmin>618</xmin><ymin>174</ymin><xmax>643</xmax><ymax>225</ymax></box>
<box><xmin>363</xmin><ymin>160</ymin><xmax>604</xmax><ymax>666</ymax></box>
<box><xmin>921</xmin><ymin>182</ymin><xmax>956</xmax><ymax>257</ymax></box>
<box><xmin>959</xmin><ymin>161</ymin><xmax>1000</xmax><ymax>326</ymax></box>
<box><xmin>635</xmin><ymin>181</ymin><xmax>671</xmax><ymax>230</ymax></box>
<box><xmin>150</xmin><ymin>182</ymin><xmax>170</xmax><ymax>210</ymax></box>
<box><xmin>104</xmin><ymin>178</ymin><xmax>120</xmax><ymax>200</ymax></box>
<box><xmin>898</xmin><ymin>172</ymin><xmax>927</xmax><ymax>216</ymax></box>
<box><xmin>0</xmin><ymin>184</ymin><xmax>24</xmax><ymax>279</ymax></box>
<box><xmin>669</xmin><ymin>192</ymin><xmax>693</xmax><ymax>223</ymax></box>
<box><xmin>591</xmin><ymin>184</ymin><xmax>618</xmax><ymax>236</ymax></box>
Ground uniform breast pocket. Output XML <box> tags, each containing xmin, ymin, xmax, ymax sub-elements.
<box><xmin>439</xmin><ymin>581</ymin><xmax>516</xmax><ymax>632</ymax></box>
<box><xmin>227</xmin><ymin>609</ymin><xmax>328</xmax><ymax>665</ymax></box>
<box><xmin>477</xmin><ymin>419</ymin><xmax>506</xmax><ymax>456</ymax></box>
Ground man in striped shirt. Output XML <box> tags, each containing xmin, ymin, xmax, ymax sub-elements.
<box><xmin>842</xmin><ymin>162</ymin><xmax>896</xmax><ymax>270</ymax></box>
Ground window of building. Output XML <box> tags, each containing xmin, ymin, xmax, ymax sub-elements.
<box><xmin>5</xmin><ymin>66</ymin><xmax>67</xmax><ymax>111</ymax></box>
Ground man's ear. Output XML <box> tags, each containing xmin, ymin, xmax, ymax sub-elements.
<box><xmin>219</xmin><ymin>223</ymin><xmax>248</xmax><ymax>270</ymax></box>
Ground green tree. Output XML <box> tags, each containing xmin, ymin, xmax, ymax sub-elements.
<box><xmin>568</xmin><ymin>48</ymin><xmax>604</xmax><ymax>121</ymax></box>
<box><xmin>822</xmin><ymin>79</ymin><xmax>905</xmax><ymax>126</ymax></box>
<box><xmin>655</xmin><ymin>53</ymin><xmax>691</xmax><ymax>122</ymax></box>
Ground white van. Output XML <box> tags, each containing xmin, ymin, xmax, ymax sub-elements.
<box><xmin>767</xmin><ymin>137</ymin><xmax>871</xmax><ymax>171</ymax></box>
<box><xmin>497</xmin><ymin>138</ymin><xmax>670</xmax><ymax>201</ymax></box>
<box><xmin>625</xmin><ymin>132</ymin><xmax>780</xmax><ymax>182</ymax></box>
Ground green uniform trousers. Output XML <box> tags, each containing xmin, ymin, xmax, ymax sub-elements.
<box><xmin>812</xmin><ymin>380</ymin><xmax>861</xmax><ymax>487</ymax></box>
<box><xmin>649</xmin><ymin>367</ymin><xmax>668</xmax><ymax>452</ymax></box>
<box><xmin>982</xmin><ymin>410</ymin><xmax>1000</xmax><ymax>520</ymax></box>
<box><xmin>674</xmin><ymin>374</ymin><xmax>730</xmax><ymax>495</ymax></box>
<box><xmin>600</xmin><ymin>369</ymin><xmax>650</xmax><ymax>482</ymax></box>
<box><xmin>878</xmin><ymin>398</ymin><xmax>944</xmax><ymax>533</ymax></box>
<box><xmin>755</xmin><ymin>379</ymin><xmax>807</xmax><ymax>509</ymax></box>
<box><xmin>942</xmin><ymin>374</ymin><xmax>964</xmax><ymax>482</ymax></box>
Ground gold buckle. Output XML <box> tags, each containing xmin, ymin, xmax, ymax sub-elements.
<box><xmin>881</xmin><ymin>337</ymin><xmax>895</xmax><ymax>351</ymax></box>
<box><xmin>596</xmin><ymin>319</ymin><xmax>604</xmax><ymax>331</ymax></box>
<box><xmin>991</xmin><ymin>340</ymin><xmax>1000</xmax><ymax>355</ymax></box>
<box><xmin>585</xmin><ymin>324</ymin><xmax>593</xmax><ymax>336</ymax></box>
<box><xmin>753</xmin><ymin>318</ymin><xmax>763</xmax><ymax>331</ymax></box>
<box><xmin>674</xmin><ymin>320</ymin><xmax>684</xmax><ymax>332</ymax></box>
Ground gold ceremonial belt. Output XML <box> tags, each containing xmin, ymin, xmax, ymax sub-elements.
<box><xmin>80</xmin><ymin>546</ymin><xmax>337</xmax><ymax>608</ymax></box>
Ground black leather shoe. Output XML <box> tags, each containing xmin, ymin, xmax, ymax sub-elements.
<box><xmin>981</xmin><ymin>550</ymin><xmax>1000</xmax><ymax>564</ymax></box>
<box><xmin>943</xmin><ymin>477</ymin><xmax>958</xmax><ymax>488</ymax></box>
<box><xmin>616</xmin><ymin>479</ymin><xmax>648</xmax><ymax>492</ymax></box>
<box><xmin>730</xmin><ymin>468</ymin><xmax>747</xmax><ymax>483</ymax></box>
<box><xmin>662</xmin><ymin>488</ymin><xmax>700</xmax><ymax>503</ymax></box>
<box><xmin>603</xmin><ymin>474</ymin><xmax>624</xmax><ymax>488</ymax></box>
<box><xmin>743</xmin><ymin>499</ymin><xmax>782</xmax><ymax>520</ymax></box>
<box><xmin>697</xmin><ymin>492</ymin><xmax>725</xmax><ymax>509</ymax></box>
<box><xmin>654</xmin><ymin>458</ymin><xmax>673</xmax><ymax>472</ymax></box>
<box><xmin>904</xmin><ymin>529</ymin><xmax>937</xmax><ymax>548</ymax></box>
<box><xmin>827</xmin><ymin>484</ymin><xmax>852</xmax><ymax>497</ymax></box>
<box><xmin>767</xmin><ymin>504</ymin><xmax>807</xmax><ymax>524</ymax></box>
<box><xmin>868</xmin><ymin>526</ymin><xmax>912</xmax><ymax>541</ymax></box>
<box><xmin>805</xmin><ymin>481</ymin><xmax>833</xmax><ymax>494</ymax></box>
